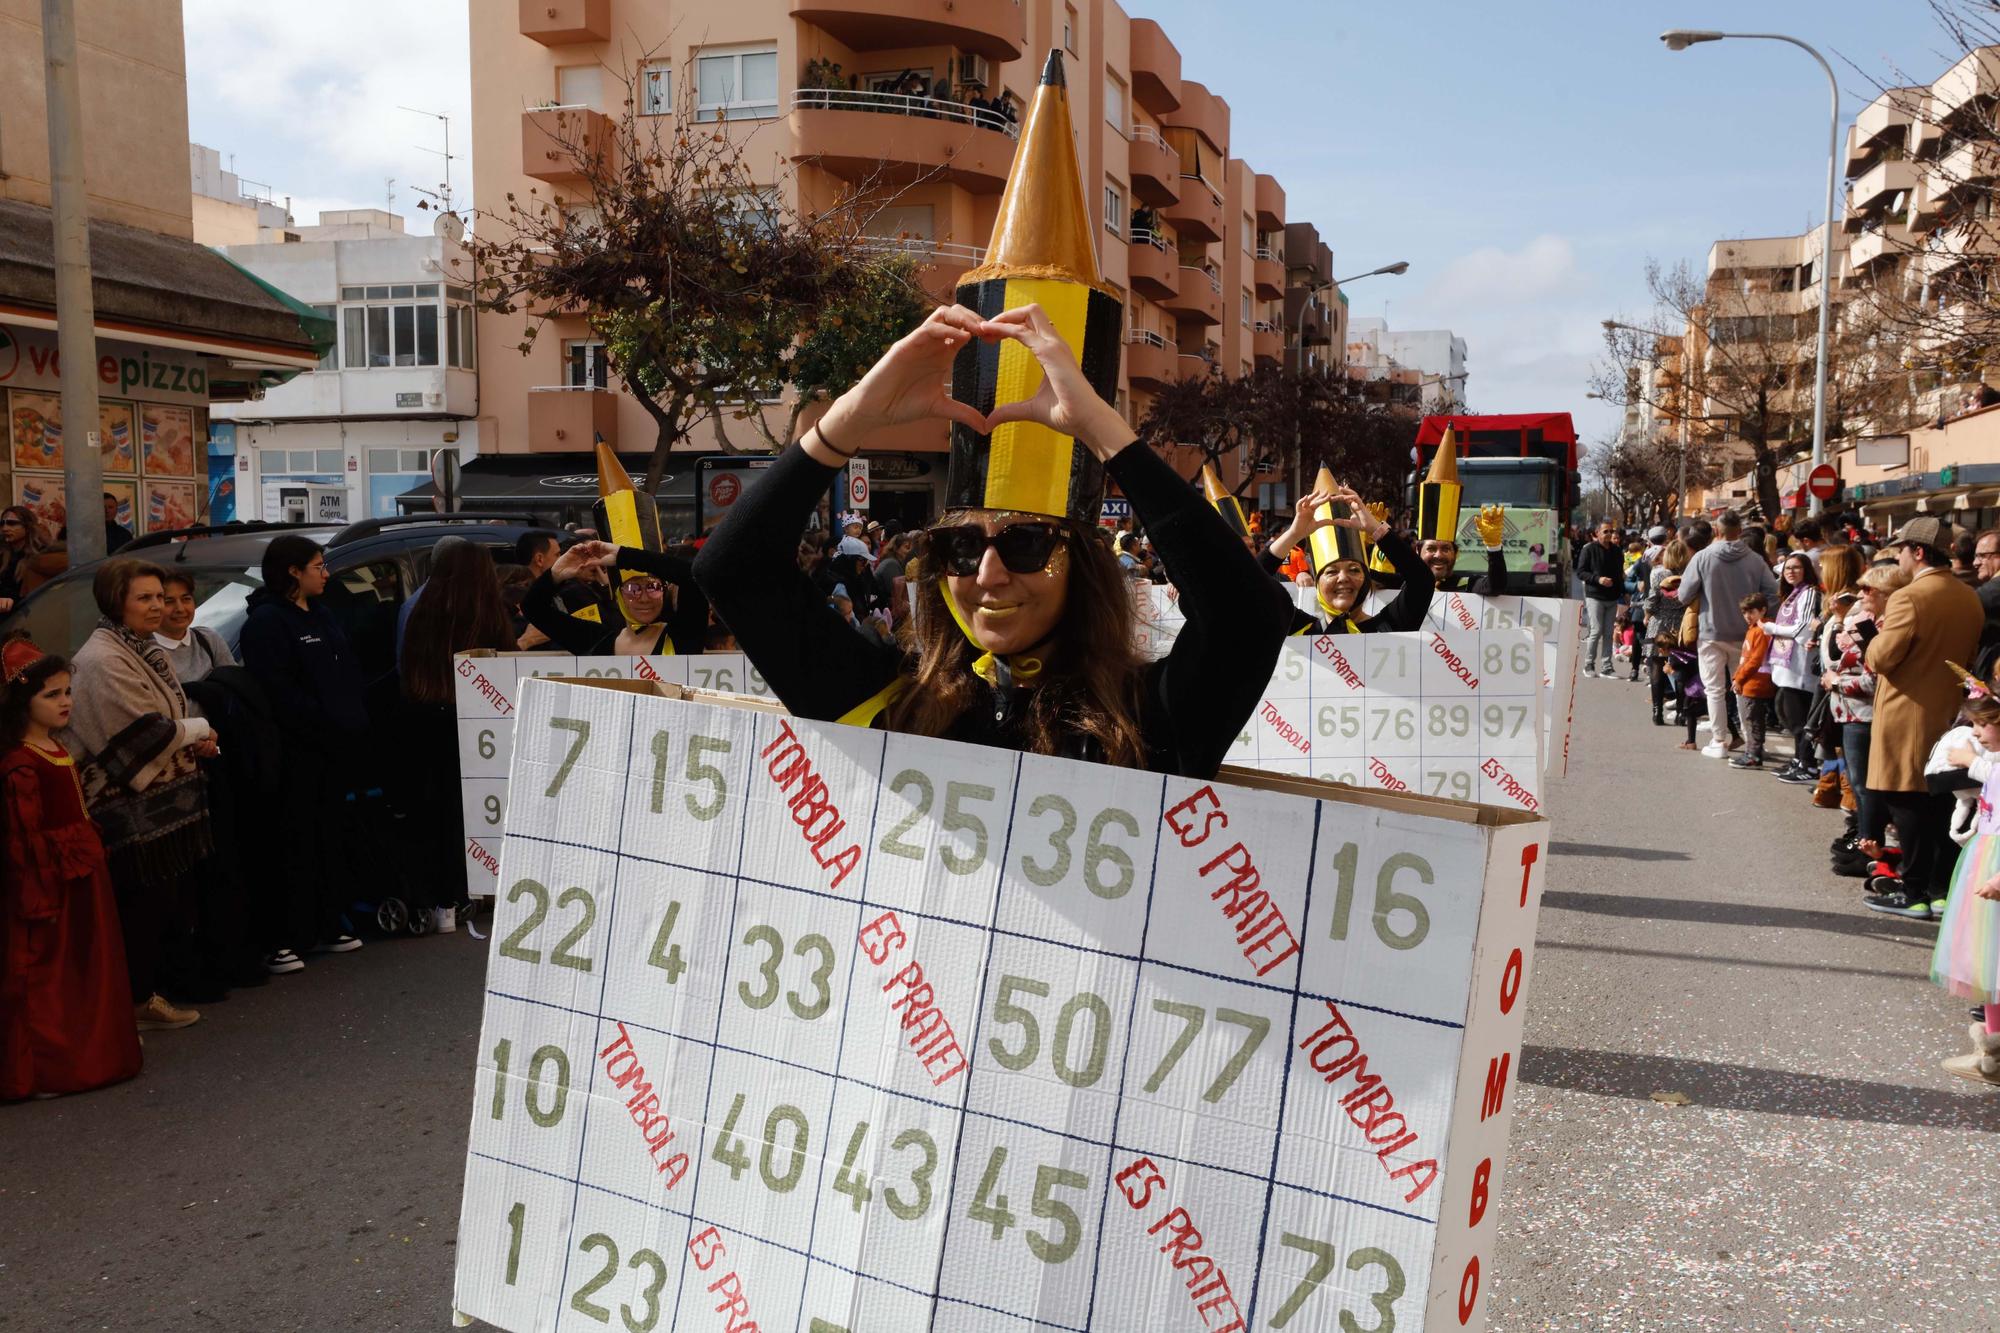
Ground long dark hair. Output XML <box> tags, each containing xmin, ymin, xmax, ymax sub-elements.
<box><xmin>886</xmin><ymin>518</ymin><xmax>1147</xmax><ymax>767</ymax></box>
<box><xmin>0</xmin><ymin>505</ymin><xmax>48</xmax><ymax>580</ymax></box>
<box><xmin>402</xmin><ymin>538</ymin><xmax>518</xmax><ymax>703</ymax></box>
<box><xmin>261</xmin><ymin>534</ymin><xmax>324</xmax><ymax>601</ymax></box>
<box><xmin>1</xmin><ymin>650</ymin><xmax>72</xmax><ymax>750</ymax></box>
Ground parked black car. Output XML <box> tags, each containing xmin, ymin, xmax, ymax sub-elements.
<box><xmin>0</xmin><ymin>514</ymin><xmax>562</xmax><ymax>694</ymax></box>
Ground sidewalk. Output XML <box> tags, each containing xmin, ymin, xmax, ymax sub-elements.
<box><xmin>1491</xmin><ymin>671</ymin><xmax>2000</xmax><ymax>1331</ymax></box>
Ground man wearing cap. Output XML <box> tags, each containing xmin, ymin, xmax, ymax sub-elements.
<box><xmin>1862</xmin><ymin>516</ymin><xmax>1983</xmax><ymax>917</ymax></box>
<box><xmin>1675</xmin><ymin>510</ymin><xmax>1778</xmax><ymax>755</ymax></box>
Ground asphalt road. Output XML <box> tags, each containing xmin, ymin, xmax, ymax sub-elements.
<box><xmin>2</xmin><ymin>672</ymin><xmax>1996</xmax><ymax>1331</ymax></box>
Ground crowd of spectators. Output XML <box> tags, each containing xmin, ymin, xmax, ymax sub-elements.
<box><xmin>1595</xmin><ymin>511</ymin><xmax>2000</xmax><ymax>1084</ymax></box>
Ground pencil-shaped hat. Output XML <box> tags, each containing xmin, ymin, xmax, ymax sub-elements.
<box><xmin>1201</xmin><ymin>464</ymin><xmax>1250</xmax><ymax>539</ymax></box>
<box><xmin>947</xmin><ymin>50</ymin><xmax>1121</xmax><ymax>524</ymax></box>
<box><xmin>591</xmin><ymin>440</ymin><xmax>665</xmax><ymax>632</ymax></box>
<box><xmin>1306</xmin><ymin>465</ymin><xmax>1367</xmax><ymax>572</ymax></box>
<box><xmin>1416</xmin><ymin>422</ymin><xmax>1463</xmax><ymax>543</ymax></box>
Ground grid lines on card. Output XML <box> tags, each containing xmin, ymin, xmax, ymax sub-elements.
<box><xmin>479</xmin><ymin>694</ymin><xmax>1455</xmax><ymax>1333</ymax></box>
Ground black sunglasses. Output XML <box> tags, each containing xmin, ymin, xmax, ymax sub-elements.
<box><xmin>927</xmin><ymin>522</ymin><xmax>1064</xmax><ymax>576</ymax></box>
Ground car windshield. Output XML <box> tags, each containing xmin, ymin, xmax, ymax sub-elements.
<box><xmin>3</xmin><ymin>565</ymin><xmax>263</xmax><ymax>660</ymax></box>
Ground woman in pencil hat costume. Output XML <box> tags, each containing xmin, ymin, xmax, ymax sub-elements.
<box><xmin>695</xmin><ymin>51</ymin><xmax>1290</xmax><ymax>778</ymax></box>
<box><xmin>1256</xmin><ymin>466</ymin><xmax>1434</xmax><ymax>636</ymax></box>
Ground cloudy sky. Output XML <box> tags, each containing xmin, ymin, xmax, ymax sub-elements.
<box><xmin>184</xmin><ymin>0</ymin><xmax>1959</xmax><ymax>449</ymax></box>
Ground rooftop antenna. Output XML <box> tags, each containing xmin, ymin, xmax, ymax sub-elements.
<box><xmin>399</xmin><ymin>105</ymin><xmax>456</xmax><ymax>214</ymax></box>
<box><xmin>386</xmin><ymin>177</ymin><xmax>396</xmax><ymax>212</ymax></box>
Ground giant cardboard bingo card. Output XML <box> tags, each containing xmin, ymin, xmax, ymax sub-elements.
<box><xmin>452</xmin><ymin>676</ymin><xmax>1550</xmax><ymax>1331</ymax></box>
<box><xmin>454</xmin><ymin>652</ymin><xmax>780</xmax><ymax>897</ymax></box>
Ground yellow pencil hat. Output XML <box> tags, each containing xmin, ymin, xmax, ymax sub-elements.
<box><xmin>591</xmin><ymin>440</ymin><xmax>665</xmax><ymax>632</ymax></box>
<box><xmin>947</xmin><ymin>50</ymin><xmax>1121</xmax><ymax>525</ymax></box>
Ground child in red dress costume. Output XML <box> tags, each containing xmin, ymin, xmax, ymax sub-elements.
<box><xmin>1</xmin><ymin>637</ymin><xmax>141</xmax><ymax>1099</ymax></box>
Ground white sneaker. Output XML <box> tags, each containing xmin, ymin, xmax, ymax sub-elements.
<box><xmin>312</xmin><ymin>935</ymin><xmax>364</xmax><ymax>954</ymax></box>
<box><xmin>264</xmin><ymin>949</ymin><xmax>304</xmax><ymax>975</ymax></box>
<box><xmin>1696</xmin><ymin>717</ymin><xmax>1712</xmax><ymax>732</ymax></box>
<box><xmin>431</xmin><ymin>906</ymin><xmax>457</xmax><ymax>934</ymax></box>
<box><xmin>1583</xmin><ymin>666</ymin><xmax>1597</xmax><ymax>679</ymax></box>
<box><xmin>1701</xmin><ymin>742</ymin><xmax>1725</xmax><ymax>759</ymax></box>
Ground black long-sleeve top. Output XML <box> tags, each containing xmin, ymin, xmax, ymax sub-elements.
<box><xmin>693</xmin><ymin>440</ymin><xmax>1291</xmax><ymax>778</ymax></box>
<box><xmin>523</xmin><ymin>548</ymin><xmax>710</xmax><ymax>656</ymax></box>
<box><xmin>1442</xmin><ymin>547</ymin><xmax>1510</xmax><ymax>597</ymax></box>
<box><xmin>1259</xmin><ymin>530</ymin><xmax>1436</xmax><ymax>635</ymax></box>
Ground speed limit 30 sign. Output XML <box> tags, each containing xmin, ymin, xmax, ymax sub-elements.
<box><xmin>847</xmin><ymin>458</ymin><xmax>870</xmax><ymax>512</ymax></box>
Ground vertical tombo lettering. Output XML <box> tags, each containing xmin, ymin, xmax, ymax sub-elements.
<box><xmin>595</xmin><ymin>1024</ymin><xmax>689</xmax><ymax>1186</ymax></box>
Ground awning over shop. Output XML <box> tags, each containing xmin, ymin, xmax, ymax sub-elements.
<box><xmin>394</xmin><ymin>454</ymin><xmax>696</xmax><ymax>525</ymax></box>
<box><xmin>0</xmin><ymin>198</ymin><xmax>332</xmax><ymax>398</ymax></box>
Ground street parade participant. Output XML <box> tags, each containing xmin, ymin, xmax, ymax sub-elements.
<box><xmin>1</xmin><ymin>638</ymin><xmax>143</xmax><ymax>1099</ymax></box>
<box><xmin>694</xmin><ymin>50</ymin><xmax>1290</xmax><ymax>778</ymax></box>
<box><xmin>524</xmin><ymin>443</ymin><xmax>709</xmax><ymax>657</ymax></box>
<box><xmin>1403</xmin><ymin>425</ymin><xmax>1510</xmax><ymax>595</ymax></box>
<box><xmin>1934</xmin><ymin>666</ymin><xmax>2000</xmax><ymax>1085</ymax></box>
<box><xmin>1259</xmin><ymin>464</ymin><xmax>1434</xmax><ymax>635</ymax></box>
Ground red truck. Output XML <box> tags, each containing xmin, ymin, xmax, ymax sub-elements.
<box><xmin>1413</xmin><ymin>412</ymin><xmax>1581</xmax><ymax>593</ymax></box>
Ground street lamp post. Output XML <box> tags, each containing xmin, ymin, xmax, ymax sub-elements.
<box><xmin>1661</xmin><ymin>28</ymin><xmax>1841</xmax><ymax>517</ymax></box>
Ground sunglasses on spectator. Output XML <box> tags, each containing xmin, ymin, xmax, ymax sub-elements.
<box><xmin>0</xmin><ymin>517</ymin><xmax>23</xmax><ymax>527</ymax></box>
<box><xmin>619</xmin><ymin>578</ymin><xmax>665</xmax><ymax>596</ymax></box>
<box><xmin>927</xmin><ymin>521</ymin><xmax>1064</xmax><ymax>576</ymax></box>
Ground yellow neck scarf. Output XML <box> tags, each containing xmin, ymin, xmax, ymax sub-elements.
<box><xmin>937</xmin><ymin>578</ymin><xmax>1048</xmax><ymax>687</ymax></box>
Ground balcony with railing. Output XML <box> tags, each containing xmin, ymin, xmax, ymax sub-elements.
<box><xmin>1252</xmin><ymin>320</ymin><xmax>1283</xmax><ymax>365</ymax></box>
<box><xmin>1848</xmin><ymin>158</ymin><xmax>1916</xmax><ymax>217</ymax></box>
<box><xmin>856</xmin><ymin>235</ymin><xmax>987</xmax><ymax>296</ymax></box>
<box><xmin>790</xmin><ymin>88</ymin><xmax>1021</xmax><ymax>191</ymax></box>
<box><xmin>519</xmin><ymin>0</ymin><xmax>610</xmax><ymax>44</ymax></box>
<box><xmin>791</xmin><ymin>0</ymin><xmax>1025</xmax><ymax>62</ymax></box>
<box><xmin>1254</xmin><ymin>173</ymin><xmax>1284</xmax><ymax>232</ymax></box>
<box><xmin>1165</xmin><ymin>263</ymin><xmax>1222</xmax><ymax>324</ymax></box>
<box><xmin>1129</xmin><ymin>124</ymin><xmax>1181</xmax><ymax>207</ymax></box>
<box><xmin>1177</xmin><ymin>344</ymin><xmax>1219</xmax><ymax>379</ymax></box>
<box><xmin>1253</xmin><ymin>245</ymin><xmax>1283</xmax><ymax>298</ymax></box>
<box><xmin>527</xmin><ymin>385</ymin><xmax>620</xmax><ymax>451</ymax></box>
<box><xmin>522</xmin><ymin>105</ymin><xmax>613</xmax><ymax>184</ymax></box>
<box><xmin>1125</xmin><ymin>329</ymin><xmax>1177</xmax><ymax>389</ymax></box>
<box><xmin>1126</xmin><ymin>226</ymin><xmax>1179</xmax><ymax>299</ymax></box>
<box><xmin>1163</xmin><ymin>175</ymin><xmax>1222</xmax><ymax>243</ymax></box>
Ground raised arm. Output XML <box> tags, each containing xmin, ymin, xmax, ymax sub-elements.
<box><xmin>1364</xmin><ymin>530</ymin><xmax>1436</xmax><ymax>632</ymax></box>
<box><xmin>522</xmin><ymin>564</ymin><xmax>611</xmax><ymax>658</ymax></box>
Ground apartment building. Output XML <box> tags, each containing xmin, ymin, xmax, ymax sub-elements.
<box><xmin>0</xmin><ymin>0</ymin><xmax>325</xmax><ymax>539</ymax></box>
<box><xmin>1347</xmin><ymin>316</ymin><xmax>1466</xmax><ymax>414</ymax></box>
<box><xmin>193</xmin><ymin>178</ymin><xmax>482</xmax><ymax>523</ymax></box>
<box><xmin>470</xmin><ymin>0</ymin><xmax>1336</xmax><ymax>523</ymax></box>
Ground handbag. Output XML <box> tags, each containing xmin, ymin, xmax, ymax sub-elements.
<box><xmin>1803</xmin><ymin>686</ymin><xmax>1838</xmax><ymax>749</ymax></box>
<box><xmin>1678</xmin><ymin>595</ymin><xmax>1701</xmax><ymax>648</ymax></box>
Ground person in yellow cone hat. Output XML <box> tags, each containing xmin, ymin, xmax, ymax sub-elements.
<box><xmin>693</xmin><ymin>50</ymin><xmax>1289</xmax><ymax>776</ymax></box>
<box><xmin>524</xmin><ymin>443</ymin><xmax>711</xmax><ymax>656</ymax></box>
<box><xmin>1257</xmin><ymin>466</ymin><xmax>1433</xmax><ymax>634</ymax></box>
<box><xmin>1410</xmin><ymin>423</ymin><xmax>1513</xmax><ymax>595</ymax></box>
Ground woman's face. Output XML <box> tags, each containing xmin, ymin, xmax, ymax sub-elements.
<box><xmin>292</xmin><ymin>552</ymin><xmax>330</xmax><ymax>600</ymax></box>
<box><xmin>1317</xmin><ymin>559</ymin><xmax>1365</xmax><ymax>614</ymax></box>
<box><xmin>1783</xmin><ymin>556</ymin><xmax>1808</xmax><ymax>587</ymax></box>
<box><xmin>0</xmin><ymin>509</ymin><xmax>28</xmax><ymax>548</ymax></box>
<box><xmin>122</xmin><ymin>575</ymin><xmax>165</xmax><ymax>635</ymax></box>
<box><xmin>938</xmin><ymin>510</ymin><xmax>1070</xmax><ymax>656</ymax></box>
<box><xmin>28</xmin><ymin>671</ymin><xmax>72</xmax><ymax>732</ymax></box>
<box><xmin>1862</xmin><ymin>585</ymin><xmax>1889</xmax><ymax>618</ymax></box>
<box><xmin>619</xmin><ymin>576</ymin><xmax>666</xmax><ymax>626</ymax></box>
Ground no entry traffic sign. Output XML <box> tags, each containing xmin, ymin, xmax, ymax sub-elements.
<box><xmin>1807</xmin><ymin>463</ymin><xmax>1840</xmax><ymax>500</ymax></box>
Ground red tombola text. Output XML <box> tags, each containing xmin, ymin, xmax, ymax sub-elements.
<box><xmin>596</xmin><ymin>1024</ymin><xmax>691</xmax><ymax>1187</ymax></box>
<box><xmin>1113</xmin><ymin>1157</ymin><xmax>1247</xmax><ymax>1332</ymax></box>
<box><xmin>687</xmin><ymin>1226</ymin><xmax>762</xmax><ymax>1332</ymax></box>
<box><xmin>758</xmin><ymin>720</ymin><xmax>862</xmax><ymax>889</ymax></box>
<box><xmin>1428</xmin><ymin>634</ymin><xmax>1480</xmax><ymax>690</ymax></box>
<box><xmin>1258</xmin><ymin>701</ymin><xmax>1310</xmax><ymax>755</ymax></box>
<box><xmin>1163</xmin><ymin>786</ymin><xmax>1301</xmax><ymax>978</ymax></box>
<box><xmin>1446</xmin><ymin>594</ymin><xmax>1477</xmax><ymax>632</ymax></box>
<box><xmin>1367</xmin><ymin>757</ymin><xmax>1409</xmax><ymax>793</ymax></box>
<box><xmin>465</xmin><ymin>838</ymin><xmax>499</xmax><ymax>876</ymax></box>
<box><xmin>857</xmin><ymin>910</ymin><xmax>968</xmax><ymax>1086</ymax></box>
<box><xmin>1294</xmin><ymin>1001</ymin><xmax>1439</xmax><ymax>1202</ymax></box>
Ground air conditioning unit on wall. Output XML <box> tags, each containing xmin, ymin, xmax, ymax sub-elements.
<box><xmin>956</xmin><ymin>54</ymin><xmax>991</xmax><ymax>90</ymax></box>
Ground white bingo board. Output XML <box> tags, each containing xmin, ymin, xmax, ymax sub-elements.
<box><xmin>1224</xmin><ymin>630</ymin><xmax>1545</xmax><ymax>816</ymax></box>
<box><xmin>455</xmin><ymin>652</ymin><xmax>778</xmax><ymax>897</ymax></box>
<box><xmin>452</xmin><ymin>677</ymin><xmax>1550</xmax><ymax>1332</ymax></box>
<box><xmin>1401</xmin><ymin>592</ymin><xmax>1582</xmax><ymax>782</ymax></box>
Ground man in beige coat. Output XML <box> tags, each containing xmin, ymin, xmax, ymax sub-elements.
<box><xmin>1864</xmin><ymin>517</ymin><xmax>1983</xmax><ymax>917</ymax></box>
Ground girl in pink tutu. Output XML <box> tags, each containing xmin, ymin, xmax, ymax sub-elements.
<box><xmin>1936</xmin><ymin>674</ymin><xmax>2000</xmax><ymax>1084</ymax></box>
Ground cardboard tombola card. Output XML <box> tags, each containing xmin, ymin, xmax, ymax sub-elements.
<box><xmin>451</xmin><ymin>677</ymin><xmax>1549</xmax><ymax>1332</ymax></box>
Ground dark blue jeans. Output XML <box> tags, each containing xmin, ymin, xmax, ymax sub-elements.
<box><xmin>1843</xmin><ymin>720</ymin><xmax>1882</xmax><ymax>842</ymax></box>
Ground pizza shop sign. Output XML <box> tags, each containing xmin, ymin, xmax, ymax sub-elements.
<box><xmin>0</xmin><ymin>323</ymin><xmax>211</xmax><ymax>407</ymax></box>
